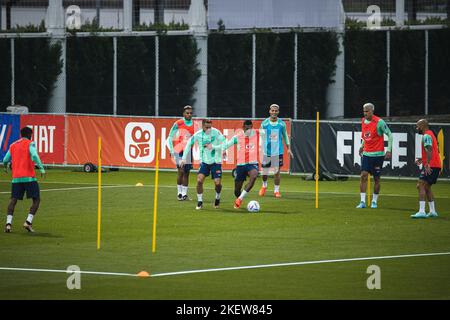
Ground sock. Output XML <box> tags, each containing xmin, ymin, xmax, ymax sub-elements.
<box><xmin>239</xmin><ymin>190</ymin><xmax>248</xmax><ymax>200</ymax></box>
<box><xmin>360</xmin><ymin>193</ymin><xmax>366</xmax><ymax>203</ymax></box>
<box><xmin>274</xmin><ymin>185</ymin><xmax>280</xmax><ymax>193</ymax></box>
<box><xmin>197</xmin><ymin>193</ymin><xmax>203</xmax><ymax>202</ymax></box>
<box><xmin>419</xmin><ymin>201</ymin><xmax>426</xmax><ymax>213</ymax></box>
<box><xmin>177</xmin><ymin>184</ymin><xmax>182</xmax><ymax>195</ymax></box>
<box><xmin>429</xmin><ymin>201</ymin><xmax>436</xmax><ymax>213</ymax></box>
<box><xmin>182</xmin><ymin>186</ymin><xmax>188</xmax><ymax>196</ymax></box>
<box><xmin>26</xmin><ymin>214</ymin><xmax>34</xmax><ymax>224</ymax></box>
<box><xmin>216</xmin><ymin>192</ymin><xmax>221</xmax><ymax>200</ymax></box>
<box><xmin>372</xmin><ymin>194</ymin><xmax>379</xmax><ymax>203</ymax></box>
<box><xmin>262</xmin><ymin>181</ymin><xmax>268</xmax><ymax>188</ymax></box>
<box><xmin>6</xmin><ymin>215</ymin><xmax>13</xmax><ymax>225</ymax></box>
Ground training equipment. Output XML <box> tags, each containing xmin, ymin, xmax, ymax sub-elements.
<box><xmin>247</xmin><ymin>200</ymin><xmax>260</xmax><ymax>213</ymax></box>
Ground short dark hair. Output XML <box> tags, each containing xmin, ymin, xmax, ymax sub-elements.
<box><xmin>202</xmin><ymin>118</ymin><xmax>212</xmax><ymax>125</ymax></box>
<box><xmin>243</xmin><ymin>120</ymin><xmax>253</xmax><ymax>126</ymax></box>
<box><xmin>20</xmin><ymin>127</ymin><xmax>33</xmax><ymax>138</ymax></box>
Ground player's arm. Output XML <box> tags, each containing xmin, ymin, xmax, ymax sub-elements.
<box><xmin>281</xmin><ymin>122</ymin><xmax>294</xmax><ymax>158</ymax></box>
<box><xmin>29</xmin><ymin>142</ymin><xmax>46</xmax><ymax>177</ymax></box>
<box><xmin>359</xmin><ymin>139</ymin><xmax>365</xmax><ymax>156</ymax></box>
<box><xmin>378</xmin><ymin>119</ymin><xmax>393</xmax><ymax>159</ymax></box>
<box><xmin>222</xmin><ymin>136</ymin><xmax>238</xmax><ymax>151</ymax></box>
<box><xmin>181</xmin><ymin>133</ymin><xmax>196</xmax><ymax>164</ymax></box>
<box><xmin>2</xmin><ymin>151</ymin><xmax>11</xmax><ymax>172</ymax></box>
<box><xmin>167</xmin><ymin>122</ymin><xmax>179</xmax><ymax>155</ymax></box>
<box><xmin>422</xmin><ymin>134</ymin><xmax>433</xmax><ymax>174</ymax></box>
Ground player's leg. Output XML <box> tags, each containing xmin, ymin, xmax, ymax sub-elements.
<box><xmin>212</xmin><ymin>164</ymin><xmax>223</xmax><ymax>208</ymax></box>
<box><xmin>356</xmin><ymin>156</ymin><xmax>369</xmax><ymax>208</ymax></box>
<box><xmin>370</xmin><ymin>156</ymin><xmax>384</xmax><ymax>208</ymax></box>
<box><xmin>273</xmin><ymin>155</ymin><xmax>283</xmax><ymax>198</ymax></box>
<box><xmin>259</xmin><ymin>156</ymin><xmax>270</xmax><ymax>196</ymax></box>
<box><xmin>176</xmin><ymin>166</ymin><xmax>184</xmax><ymax>200</ymax></box>
<box><xmin>23</xmin><ymin>181</ymin><xmax>40</xmax><ymax>232</ymax></box>
<box><xmin>411</xmin><ymin>179</ymin><xmax>428</xmax><ymax>218</ymax></box>
<box><xmin>371</xmin><ymin>176</ymin><xmax>380</xmax><ymax>208</ymax></box>
<box><xmin>196</xmin><ymin>173</ymin><xmax>206</xmax><ymax>210</ymax></box>
<box><xmin>5</xmin><ymin>182</ymin><xmax>25</xmax><ymax>233</ymax></box>
<box><xmin>425</xmin><ymin>169</ymin><xmax>439</xmax><ymax>217</ymax></box>
<box><xmin>181</xmin><ymin>169</ymin><xmax>190</xmax><ymax>200</ymax></box>
<box><xmin>233</xmin><ymin>166</ymin><xmax>245</xmax><ymax>208</ymax></box>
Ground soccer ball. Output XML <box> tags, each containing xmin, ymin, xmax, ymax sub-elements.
<box><xmin>247</xmin><ymin>200</ymin><xmax>260</xmax><ymax>213</ymax></box>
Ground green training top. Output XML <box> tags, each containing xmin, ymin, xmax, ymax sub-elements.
<box><xmin>167</xmin><ymin>118</ymin><xmax>193</xmax><ymax>154</ymax></box>
<box><xmin>182</xmin><ymin>128</ymin><xmax>225</xmax><ymax>165</ymax></box>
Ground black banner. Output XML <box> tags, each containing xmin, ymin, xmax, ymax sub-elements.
<box><xmin>291</xmin><ymin>120</ymin><xmax>450</xmax><ymax>178</ymax></box>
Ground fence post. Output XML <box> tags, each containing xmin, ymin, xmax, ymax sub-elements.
<box><xmin>386</xmin><ymin>30</ymin><xmax>391</xmax><ymax>117</ymax></box>
<box><xmin>155</xmin><ymin>35</ymin><xmax>159</xmax><ymax>116</ymax></box>
<box><xmin>425</xmin><ymin>29</ymin><xmax>429</xmax><ymax>115</ymax></box>
<box><xmin>123</xmin><ymin>0</ymin><xmax>132</xmax><ymax>32</ymax></box>
<box><xmin>10</xmin><ymin>38</ymin><xmax>14</xmax><ymax>105</ymax></box>
<box><xmin>294</xmin><ymin>32</ymin><xmax>298</xmax><ymax>120</ymax></box>
<box><xmin>396</xmin><ymin>0</ymin><xmax>405</xmax><ymax>27</ymax></box>
<box><xmin>113</xmin><ymin>36</ymin><xmax>117</xmax><ymax>115</ymax></box>
<box><xmin>252</xmin><ymin>33</ymin><xmax>256</xmax><ymax>118</ymax></box>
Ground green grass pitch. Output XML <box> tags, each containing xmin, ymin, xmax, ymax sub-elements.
<box><xmin>0</xmin><ymin>168</ymin><xmax>449</xmax><ymax>300</ymax></box>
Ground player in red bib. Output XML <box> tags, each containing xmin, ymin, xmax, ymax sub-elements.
<box><xmin>357</xmin><ymin>103</ymin><xmax>393</xmax><ymax>209</ymax></box>
<box><xmin>3</xmin><ymin>127</ymin><xmax>45</xmax><ymax>233</ymax></box>
<box><xmin>411</xmin><ymin>119</ymin><xmax>442</xmax><ymax>219</ymax></box>
<box><xmin>168</xmin><ymin>105</ymin><xmax>195</xmax><ymax>201</ymax></box>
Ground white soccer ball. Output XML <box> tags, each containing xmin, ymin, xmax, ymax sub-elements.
<box><xmin>247</xmin><ymin>200</ymin><xmax>260</xmax><ymax>213</ymax></box>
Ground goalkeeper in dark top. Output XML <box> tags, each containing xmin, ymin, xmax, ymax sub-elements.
<box><xmin>3</xmin><ymin>127</ymin><xmax>46</xmax><ymax>233</ymax></box>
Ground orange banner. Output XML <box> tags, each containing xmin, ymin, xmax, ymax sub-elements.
<box><xmin>67</xmin><ymin>115</ymin><xmax>291</xmax><ymax>171</ymax></box>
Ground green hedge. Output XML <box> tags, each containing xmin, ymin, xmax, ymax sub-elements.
<box><xmin>0</xmin><ymin>39</ymin><xmax>11</xmax><ymax>110</ymax></box>
<box><xmin>14</xmin><ymin>38</ymin><xmax>62</xmax><ymax>112</ymax></box>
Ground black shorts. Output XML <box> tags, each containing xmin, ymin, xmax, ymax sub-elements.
<box><xmin>11</xmin><ymin>181</ymin><xmax>40</xmax><ymax>200</ymax></box>
<box><xmin>419</xmin><ymin>167</ymin><xmax>440</xmax><ymax>185</ymax></box>
<box><xmin>262</xmin><ymin>154</ymin><xmax>284</xmax><ymax>168</ymax></box>
<box><xmin>361</xmin><ymin>155</ymin><xmax>385</xmax><ymax>177</ymax></box>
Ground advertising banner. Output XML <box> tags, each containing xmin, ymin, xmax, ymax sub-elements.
<box><xmin>21</xmin><ymin>114</ymin><xmax>66</xmax><ymax>164</ymax></box>
<box><xmin>291</xmin><ymin>121</ymin><xmax>450</xmax><ymax>178</ymax></box>
<box><xmin>0</xmin><ymin>114</ymin><xmax>21</xmax><ymax>161</ymax></box>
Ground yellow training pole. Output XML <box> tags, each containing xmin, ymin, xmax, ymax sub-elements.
<box><xmin>367</xmin><ymin>173</ymin><xmax>371</xmax><ymax>204</ymax></box>
<box><xmin>315</xmin><ymin>112</ymin><xmax>320</xmax><ymax>209</ymax></box>
<box><xmin>97</xmin><ymin>137</ymin><xmax>102</xmax><ymax>250</ymax></box>
<box><xmin>152</xmin><ymin>139</ymin><xmax>161</xmax><ymax>253</ymax></box>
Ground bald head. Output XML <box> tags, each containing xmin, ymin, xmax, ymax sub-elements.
<box><xmin>416</xmin><ymin>119</ymin><xmax>429</xmax><ymax>134</ymax></box>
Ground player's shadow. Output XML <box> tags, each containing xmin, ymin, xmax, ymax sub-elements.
<box><xmin>219</xmin><ymin>208</ymin><xmax>301</xmax><ymax>215</ymax></box>
<box><xmin>20</xmin><ymin>232</ymin><xmax>64</xmax><ymax>238</ymax></box>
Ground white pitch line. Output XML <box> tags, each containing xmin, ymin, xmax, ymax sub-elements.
<box><xmin>0</xmin><ymin>267</ymin><xmax>136</xmax><ymax>277</ymax></box>
<box><xmin>150</xmin><ymin>251</ymin><xmax>450</xmax><ymax>278</ymax></box>
<box><xmin>1</xmin><ymin>252</ymin><xmax>449</xmax><ymax>279</ymax></box>
<box><xmin>0</xmin><ymin>183</ymin><xmax>448</xmax><ymax>199</ymax></box>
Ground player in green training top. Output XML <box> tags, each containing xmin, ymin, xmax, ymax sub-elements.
<box><xmin>221</xmin><ymin>120</ymin><xmax>259</xmax><ymax>209</ymax></box>
<box><xmin>259</xmin><ymin>104</ymin><xmax>293</xmax><ymax>198</ymax></box>
<box><xmin>357</xmin><ymin>103</ymin><xmax>393</xmax><ymax>209</ymax></box>
<box><xmin>168</xmin><ymin>105</ymin><xmax>195</xmax><ymax>201</ymax></box>
<box><xmin>3</xmin><ymin>127</ymin><xmax>45</xmax><ymax>233</ymax></box>
<box><xmin>181</xmin><ymin>119</ymin><xmax>226</xmax><ymax>210</ymax></box>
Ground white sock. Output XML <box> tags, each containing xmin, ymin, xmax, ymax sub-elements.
<box><xmin>429</xmin><ymin>201</ymin><xmax>436</xmax><ymax>213</ymax></box>
<box><xmin>197</xmin><ymin>193</ymin><xmax>203</xmax><ymax>202</ymax></box>
<box><xmin>216</xmin><ymin>192</ymin><xmax>221</xmax><ymax>200</ymax></box>
<box><xmin>419</xmin><ymin>201</ymin><xmax>426</xmax><ymax>213</ymax></box>
<box><xmin>6</xmin><ymin>215</ymin><xmax>13</xmax><ymax>225</ymax></box>
<box><xmin>177</xmin><ymin>184</ymin><xmax>182</xmax><ymax>195</ymax></box>
<box><xmin>181</xmin><ymin>186</ymin><xmax>188</xmax><ymax>196</ymax></box>
<box><xmin>27</xmin><ymin>214</ymin><xmax>34</xmax><ymax>224</ymax></box>
<box><xmin>372</xmin><ymin>194</ymin><xmax>379</xmax><ymax>203</ymax></box>
<box><xmin>239</xmin><ymin>190</ymin><xmax>248</xmax><ymax>200</ymax></box>
<box><xmin>262</xmin><ymin>181</ymin><xmax>268</xmax><ymax>188</ymax></box>
<box><xmin>360</xmin><ymin>193</ymin><xmax>366</xmax><ymax>203</ymax></box>
<box><xmin>274</xmin><ymin>185</ymin><xmax>280</xmax><ymax>193</ymax></box>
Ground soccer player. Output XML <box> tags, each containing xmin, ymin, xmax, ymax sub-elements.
<box><xmin>181</xmin><ymin>119</ymin><xmax>225</xmax><ymax>210</ymax></box>
<box><xmin>3</xmin><ymin>127</ymin><xmax>45</xmax><ymax>233</ymax></box>
<box><xmin>221</xmin><ymin>120</ymin><xmax>259</xmax><ymax>209</ymax></box>
<box><xmin>168</xmin><ymin>105</ymin><xmax>195</xmax><ymax>201</ymax></box>
<box><xmin>356</xmin><ymin>102</ymin><xmax>392</xmax><ymax>209</ymax></box>
<box><xmin>411</xmin><ymin>119</ymin><xmax>441</xmax><ymax>219</ymax></box>
<box><xmin>258</xmin><ymin>104</ymin><xmax>293</xmax><ymax>198</ymax></box>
